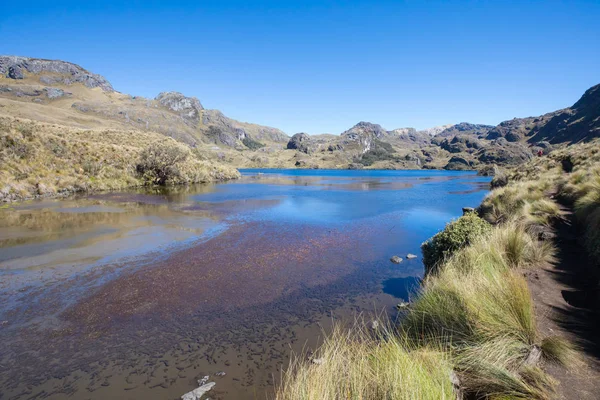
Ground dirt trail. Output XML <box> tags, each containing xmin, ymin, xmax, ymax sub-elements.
<box><xmin>526</xmin><ymin>209</ymin><xmax>600</xmax><ymax>399</ymax></box>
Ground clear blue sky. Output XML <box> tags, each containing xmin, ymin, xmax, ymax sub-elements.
<box><xmin>2</xmin><ymin>1</ymin><xmax>599</xmax><ymax>134</ymax></box>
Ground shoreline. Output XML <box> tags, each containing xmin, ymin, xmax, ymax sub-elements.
<box><xmin>276</xmin><ymin>139</ymin><xmax>600</xmax><ymax>399</ymax></box>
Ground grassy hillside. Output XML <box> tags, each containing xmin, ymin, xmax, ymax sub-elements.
<box><xmin>275</xmin><ymin>141</ymin><xmax>600</xmax><ymax>399</ymax></box>
<box><xmin>0</xmin><ymin>116</ymin><xmax>240</xmax><ymax>202</ymax></box>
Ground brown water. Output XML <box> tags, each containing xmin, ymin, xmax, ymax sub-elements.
<box><xmin>0</xmin><ymin>170</ymin><xmax>489</xmax><ymax>399</ymax></box>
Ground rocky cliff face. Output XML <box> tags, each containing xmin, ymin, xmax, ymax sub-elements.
<box><xmin>0</xmin><ymin>56</ymin><xmax>114</xmax><ymax>92</ymax></box>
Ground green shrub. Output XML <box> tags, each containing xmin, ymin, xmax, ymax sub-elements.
<box><xmin>136</xmin><ymin>140</ymin><xmax>191</xmax><ymax>185</ymax></box>
<box><xmin>421</xmin><ymin>213</ymin><xmax>491</xmax><ymax>274</ymax></box>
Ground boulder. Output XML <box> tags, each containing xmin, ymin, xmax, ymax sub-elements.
<box><xmin>45</xmin><ymin>87</ymin><xmax>68</xmax><ymax>99</ymax></box>
<box><xmin>7</xmin><ymin>65</ymin><xmax>23</xmax><ymax>79</ymax></box>
<box><xmin>181</xmin><ymin>376</ymin><xmax>215</xmax><ymax>400</ymax></box>
<box><xmin>390</xmin><ymin>256</ymin><xmax>403</xmax><ymax>264</ymax></box>
<box><xmin>406</xmin><ymin>253</ymin><xmax>418</xmax><ymax>259</ymax></box>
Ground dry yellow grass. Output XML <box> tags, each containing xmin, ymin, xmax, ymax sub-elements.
<box><xmin>0</xmin><ymin>116</ymin><xmax>240</xmax><ymax>201</ymax></box>
<box><xmin>276</xmin><ymin>323</ymin><xmax>455</xmax><ymax>400</ymax></box>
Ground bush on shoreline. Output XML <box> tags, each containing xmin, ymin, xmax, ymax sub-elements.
<box><xmin>421</xmin><ymin>213</ymin><xmax>491</xmax><ymax>274</ymax></box>
<box><xmin>0</xmin><ymin>117</ymin><xmax>240</xmax><ymax>202</ymax></box>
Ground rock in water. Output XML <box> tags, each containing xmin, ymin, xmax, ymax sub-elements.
<box><xmin>390</xmin><ymin>256</ymin><xmax>403</xmax><ymax>264</ymax></box>
<box><xmin>406</xmin><ymin>253</ymin><xmax>417</xmax><ymax>259</ymax></box>
<box><xmin>181</xmin><ymin>376</ymin><xmax>215</xmax><ymax>400</ymax></box>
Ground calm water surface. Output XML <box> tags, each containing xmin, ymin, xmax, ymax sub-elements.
<box><xmin>0</xmin><ymin>169</ymin><xmax>490</xmax><ymax>400</ymax></box>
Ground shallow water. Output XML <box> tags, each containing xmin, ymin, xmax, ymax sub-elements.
<box><xmin>0</xmin><ymin>169</ymin><xmax>489</xmax><ymax>400</ymax></box>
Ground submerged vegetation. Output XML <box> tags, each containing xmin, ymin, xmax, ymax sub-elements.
<box><xmin>0</xmin><ymin>117</ymin><xmax>240</xmax><ymax>202</ymax></box>
<box><xmin>276</xmin><ymin>141</ymin><xmax>600</xmax><ymax>400</ymax></box>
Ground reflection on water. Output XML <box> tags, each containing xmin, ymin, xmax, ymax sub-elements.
<box><xmin>0</xmin><ymin>169</ymin><xmax>490</xmax><ymax>400</ymax></box>
<box><xmin>0</xmin><ymin>199</ymin><xmax>221</xmax><ymax>274</ymax></box>
<box><xmin>382</xmin><ymin>276</ymin><xmax>421</xmax><ymax>300</ymax></box>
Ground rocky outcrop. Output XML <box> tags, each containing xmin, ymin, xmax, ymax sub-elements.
<box><xmin>440</xmin><ymin>135</ymin><xmax>483</xmax><ymax>153</ymax></box>
<box><xmin>202</xmin><ymin>109</ymin><xmax>288</xmax><ymax>145</ymax></box>
<box><xmin>476</xmin><ymin>139</ymin><xmax>533</xmax><ymax>165</ymax></box>
<box><xmin>0</xmin><ymin>56</ymin><xmax>114</xmax><ymax>92</ymax></box>
<box><xmin>486</xmin><ymin>116</ymin><xmax>548</xmax><ymax>142</ymax></box>
<box><xmin>389</xmin><ymin>127</ymin><xmax>432</xmax><ymax>147</ymax></box>
<box><xmin>436</xmin><ymin>123</ymin><xmax>495</xmax><ymax>138</ymax></box>
<box><xmin>287</xmin><ymin>133</ymin><xmax>314</xmax><ymax>153</ymax></box>
<box><xmin>339</xmin><ymin>122</ymin><xmax>389</xmax><ymax>154</ymax></box>
<box><xmin>419</xmin><ymin>124</ymin><xmax>454</xmax><ymax>137</ymax></box>
<box><xmin>529</xmin><ymin>83</ymin><xmax>600</xmax><ymax>144</ymax></box>
<box><xmin>156</xmin><ymin>92</ymin><xmax>203</xmax><ymax>126</ymax></box>
<box><xmin>444</xmin><ymin>156</ymin><xmax>473</xmax><ymax>170</ymax></box>
<box><xmin>45</xmin><ymin>87</ymin><xmax>69</xmax><ymax>99</ymax></box>
<box><xmin>7</xmin><ymin>65</ymin><xmax>24</xmax><ymax>79</ymax></box>
<box><xmin>343</xmin><ymin>121</ymin><xmax>388</xmax><ymax>140</ymax></box>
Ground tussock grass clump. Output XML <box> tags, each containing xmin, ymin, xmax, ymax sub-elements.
<box><xmin>479</xmin><ymin>178</ymin><xmax>564</xmax><ymax>246</ymax></box>
<box><xmin>403</xmin><ymin>240</ymin><xmax>560</xmax><ymax>398</ymax></box>
<box><xmin>421</xmin><ymin>213</ymin><xmax>491</xmax><ymax>274</ymax></box>
<box><xmin>541</xmin><ymin>336</ymin><xmax>578</xmax><ymax>367</ymax></box>
<box><xmin>276</xmin><ymin>324</ymin><xmax>455</xmax><ymax>400</ymax></box>
<box><xmin>490</xmin><ymin>166</ymin><xmax>509</xmax><ymax>188</ymax></box>
<box><xmin>443</xmin><ymin>223</ymin><xmax>555</xmax><ymax>275</ymax></box>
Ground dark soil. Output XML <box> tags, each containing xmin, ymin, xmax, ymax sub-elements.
<box><xmin>526</xmin><ymin>209</ymin><xmax>600</xmax><ymax>399</ymax></box>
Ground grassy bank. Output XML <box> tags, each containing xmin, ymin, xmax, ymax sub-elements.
<box><xmin>275</xmin><ymin>141</ymin><xmax>600</xmax><ymax>399</ymax></box>
<box><xmin>0</xmin><ymin>116</ymin><xmax>240</xmax><ymax>202</ymax></box>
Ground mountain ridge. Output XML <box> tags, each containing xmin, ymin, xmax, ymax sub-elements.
<box><xmin>1</xmin><ymin>55</ymin><xmax>598</xmax><ymax>172</ymax></box>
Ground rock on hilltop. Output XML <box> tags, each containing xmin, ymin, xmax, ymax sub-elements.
<box><xmin>0</xmin><ymin>56</ymin><xmax>114</xmax><ymax>92</ymax></box>
<box><xmin>156</xmin><ymin>91</ymin><xmax>204</xmax><ymax>126</ymax></box>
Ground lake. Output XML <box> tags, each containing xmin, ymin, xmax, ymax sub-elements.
<box><xmin>0</xmin><ymin>169</ymin><xmax>490</xmax><ymax>400</ymax></box>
